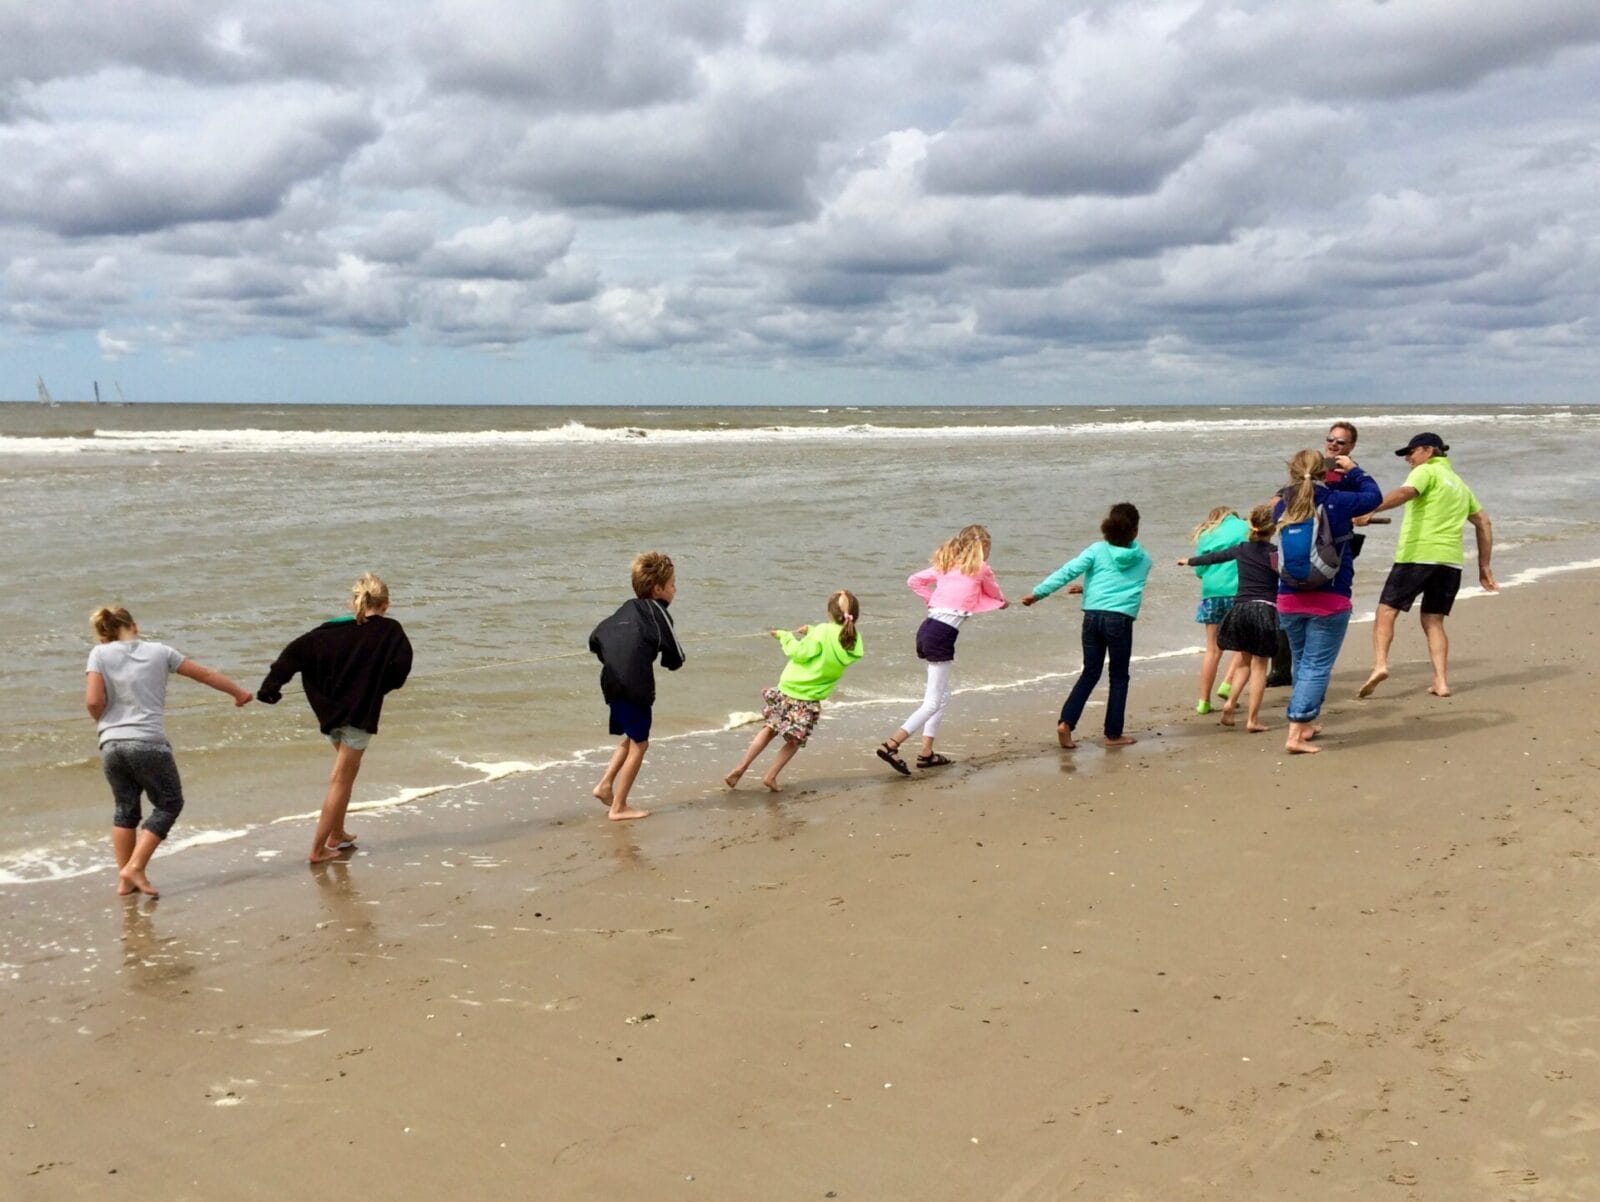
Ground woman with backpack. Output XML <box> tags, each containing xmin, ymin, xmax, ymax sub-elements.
<box><xmin>1273</xmin><ymin>449</ymin><xmax>1381</xmax><ymax>754</ymax></box>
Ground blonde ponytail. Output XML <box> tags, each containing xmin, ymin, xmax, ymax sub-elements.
<box><xmin>351</xmin><ymin>573</ymin><xmax>390</xmax><ymax>624</ymax></box>
<box><xmin>827</xmin><ymin>589</ymin><xmax>861</xmax><ymax>651</ymax></box>
<box><xmin>90</xmin><ymin>605</ymin><xmax>136</xmax><ymax>642</ymax></box>
<box><xmin>1277</xmin><ymin>449</ymin><xmax>1325</xmax><ymax>529</ymax></box>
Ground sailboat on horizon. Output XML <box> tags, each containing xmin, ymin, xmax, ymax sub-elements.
<box><xmin>36</xmin><ymin>377</ymin><xmax>57</xmax><ymax>407</ymax></box>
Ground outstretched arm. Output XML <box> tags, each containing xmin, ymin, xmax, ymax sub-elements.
<box><xmin>1354</xmin><ymin>484</ymin><xmax>1418</xmax><ymax>526</ymax></box>
<box><xmin>256</xmin><ymin>637</ymin><xmax>305</xmax><ymax>705</ymax></box>
<box><xmin>177</xmin><ymin>659</ymin><xmax>253</xmax><ymax>706</ymax></box>
<box><xmin>1468</xmin><ymin>510</ymin><xmax>1496</xmax><ymax>591</ymax></box>
<box><xmin>1026</xmin><ymin>549</ymin><xmax>1092</xmax><ymax>604</ymax></box>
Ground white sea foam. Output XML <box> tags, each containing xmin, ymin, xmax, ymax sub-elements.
<box><xmin>0</xmin><ymin>827</ymin><xmax>255</xmax><ymax>885</ymax></box>
<box><xmin>0</xmin><ymin>410</ymin><xmax>1590</xmax><ymax>456</ymax></box>
<box><xmin>2</xmin><ymin>554</ymin><xmax>1595</xmax><ymax>887</ymax></box>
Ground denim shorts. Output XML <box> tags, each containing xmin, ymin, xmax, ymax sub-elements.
<box><xmin>327</xmin><ymin>726</ymin><xmax>374</xmax><ymax>750</ymax></box>
<box><xmin>101</xmin><ymin>740</ymin><xmax>185</xmax><ymax>839</ymax></box>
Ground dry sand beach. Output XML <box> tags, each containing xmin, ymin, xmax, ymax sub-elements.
<box><xmin>4</xmin><ymin>571</ymin><xmax>1597</xmax><ymax>1200</ymax></box>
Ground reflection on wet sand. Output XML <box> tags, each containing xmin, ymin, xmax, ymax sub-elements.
<box><xmin>312</xmin><ymin>857</ymin><xmax>382</xmax><ymax>962</ymax></box>
<box><xmin>119</xmin><ymin>899</ymin><xmax>197</xmax><ymax>991</ymax></box>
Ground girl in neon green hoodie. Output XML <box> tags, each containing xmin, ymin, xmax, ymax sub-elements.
<box><xmin>724</xmin><ymin>590</ymin><xmax>864</xmax><ymax>792</ymax></box>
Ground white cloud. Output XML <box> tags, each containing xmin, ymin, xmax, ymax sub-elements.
<box><xmin>2</xmin><ymin>0</ymin><xmax>1599</xmax><ymax>398</ymax></box>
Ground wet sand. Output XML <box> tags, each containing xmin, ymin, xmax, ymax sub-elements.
<box><xmin>4</xmin><ymin>572</ymin><xmax>1598</xmax><ymax>1200</ymax></box>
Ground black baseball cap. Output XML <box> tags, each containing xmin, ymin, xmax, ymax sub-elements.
<box><xmin>1394</xmin><ymin>432</ymin><xmax>1448</xmax><ymax>456</ymax></box>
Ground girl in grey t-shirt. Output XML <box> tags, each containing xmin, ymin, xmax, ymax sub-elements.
<box><xmin>85</xmin><ymin>606</ymin><xmax>252</xmax><ymax>898</ymax></box>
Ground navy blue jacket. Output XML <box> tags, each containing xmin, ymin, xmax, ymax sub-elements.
<box><xmin>589</xmin><ymin>598</ymin><xmax>686</xmax><ymax>706</ymax></box>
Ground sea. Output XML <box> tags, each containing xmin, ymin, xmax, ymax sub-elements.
<box><xmin>3</xmin><ymin>402</ymin><xmax>1598</xmax><ymax>890</ymax></box>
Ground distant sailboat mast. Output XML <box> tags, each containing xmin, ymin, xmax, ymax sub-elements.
<box><xmin>37</xmin><ymin>377</ymin><xmax>55</xmax><ymax>406</ymax></box>
<box><xmin>94</xmin><ymin>380</ymin><xmax>102</xmax><ymax>404</ymax></box>
<box><xmin>115</xmin><ymin>381</ymin><xmax>128</xmax><ymax>404</ymax></box>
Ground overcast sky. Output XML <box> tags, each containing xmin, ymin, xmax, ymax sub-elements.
<box><xmin>3</xmin><ymin>0</ymin><xmax>1599</xmax><ymax>406</ymax></box>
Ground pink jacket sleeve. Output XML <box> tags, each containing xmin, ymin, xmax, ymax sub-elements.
<box><xmin>907</xmin><ymin>568</ymin><xmax>939</xmax><ymax>603</ymax></box>
<box><xmin>965</xmin><ymin>563</ymin><xmax>1007</xmax><ymax>613</ymax></box>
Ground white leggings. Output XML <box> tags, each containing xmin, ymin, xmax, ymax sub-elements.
<box><xmin>901</xmin><ymin>661</ymin><xmax>953</xmax><ymax>740</ymax></box>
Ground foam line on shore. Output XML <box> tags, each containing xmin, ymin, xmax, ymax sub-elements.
<box><xmin>4</xmin><ymin>555</ymin><xmax>1596</xmax><ymax>887</ymax></box>
<box><xmin>1</xmin><ymin>410</ymin><xmax>1590</xmax><ymax>456</ymax></box>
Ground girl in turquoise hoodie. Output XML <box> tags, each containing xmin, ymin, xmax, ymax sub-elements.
<box><xmin>1189</xmin><ymin>506</ymin><xmax>1250</xmax><ymax>714</ymax></box>
<box><xmin>1022</xmin><ymin>502</ymin><xmax>1153</xmax><ymax>748</ymax></box>
<box><xmin>724</xmin><ymin>590</ymin><xmax>864</xmax><ymax>792</ymax></box>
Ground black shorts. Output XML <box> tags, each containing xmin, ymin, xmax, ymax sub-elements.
<box><xmin>1379</xmin><ymin>563</ymin><xmax>1462</xmax><ymax>615</ymax></box>
<box><xmin>915</xmin><ymin>617</ymin><xmax>959</xmax><ymax>663</ymax></box>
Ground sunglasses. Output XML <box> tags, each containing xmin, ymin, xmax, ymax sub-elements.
<box><xmin>1325</xmin><ymin>436</ymin><xmax>1350</xmax><ymax>446</ymax></box>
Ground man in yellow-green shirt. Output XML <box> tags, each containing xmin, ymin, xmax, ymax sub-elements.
<box><xmin>1354</xmin><ymin>432</ymin><xmax>1496</xmax><ymax>699</ymax></box>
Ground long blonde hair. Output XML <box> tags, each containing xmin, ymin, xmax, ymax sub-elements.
<box><xmin>827</xmin><ymin>589</ymin><xmax>861</xmax><ymax>651</ymax></box>
<box><xmin>1191</xmin><ymin>506</ymin><xmax>1238</xmax><ymax>542</ymax></box>
<box><xmin>90</xmin><ymin>605</ymin><xmax>135</xmax><ymax>642</ymax></box>
<box><xmin>351</xmin><ymin>573</ymin><xmax>390</xmax><ymax>624</ymax></box>
<box><xmin>931</xmin><ymin>524</ymin><xmax>991</xmax><ymax>576</ymax></box>
<box><xmin>1278</xmin><ymin>449</ymin><xmax>1326</xmax><ymax>529</ymax></box>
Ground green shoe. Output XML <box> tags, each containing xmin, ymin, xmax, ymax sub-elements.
<box><xmin>1215</xmin><ymin>682</ymin><xmax>1232</xmax><ymax>700</ymax></box>
<box><xmin>1196</xmin><ymin>700</ymin><xmax>1213</xmax><ymax>715</ymax></box>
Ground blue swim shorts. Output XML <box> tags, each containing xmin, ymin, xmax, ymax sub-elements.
<box><xmin>608</xmin><ymin>701</ymin><xmax>653</xmax><ymax>743</ymax></box>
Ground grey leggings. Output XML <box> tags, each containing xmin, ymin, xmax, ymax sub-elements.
<box><xmin>101</xmin><ymin>740</ymin><xmax>185</xmax><ymax>839</ymax></box>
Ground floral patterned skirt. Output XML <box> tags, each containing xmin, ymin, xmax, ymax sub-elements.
<box><xmin>761</xmin><ymin>686</ymin><xmax>823</xmax><ymax>746</ymax></box>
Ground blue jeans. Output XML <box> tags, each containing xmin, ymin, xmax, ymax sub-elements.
<box><xmin>1279</xmin><ymin>609</ymin><xmax>1352</xmax><ymax>723</ymax></box>
<box><xmin>1060</xmin><ymin>611</ymin><xmax>1134</xmax><ymax>739</ymax></box>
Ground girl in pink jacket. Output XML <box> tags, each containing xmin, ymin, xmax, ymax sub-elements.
<box><xmin>876</xmin><ymin>524</ymin><xmax>1008</xmax><ymax>774</ymax></box>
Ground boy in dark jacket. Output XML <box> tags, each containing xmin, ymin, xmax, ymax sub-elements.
<box><xmin>588</xmin><ymin>552</ymin><xmax>685</xmax><ymax>820</ymax></box>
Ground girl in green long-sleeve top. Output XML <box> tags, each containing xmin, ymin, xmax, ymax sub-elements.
<box><xmin>724</xmin><ymin>590</ymin><xmax>864</xmax><ymax>792</ymax></box>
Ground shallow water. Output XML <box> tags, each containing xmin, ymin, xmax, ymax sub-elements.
<box><xmin>3</xmin><ymin>401</ymin><xmax>1596</xmax><ymax>884</ymax></box>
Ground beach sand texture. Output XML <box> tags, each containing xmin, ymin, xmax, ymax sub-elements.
<box><xmin>4</xmin><ymin>572</ymin><xmax>1597</xmax><ymax>1200</ymax></box>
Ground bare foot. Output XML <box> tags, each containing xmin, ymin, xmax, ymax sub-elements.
<box><xmin>608</xmin><ymin>807</ymin><xmax>649</xmax><ymax>821</ymax></box>
<box><xmin>1285</xmin><ymin>737</ymin><xmax>1321</xmax><ymax>754</ymax></box>
<box><xmin>723</xmin><ymin>772</ymin><xmax>742</xmax><ymax>789</ymax></box>
<box><xmin>1246</xmin><ymin>722</ymin><xmax>1270</xmax><ymax>733</ymax></box>
<box><xmin>1309</xmin><ymin>725</ymin><xmax>1323</xmax><ymax>738</ymax></box>
<box><xmin>1357</xmin><ymin>667</ymin><xmax>1388</xmax><ymax>698</ymax></box>
<box><xmin>118</xmin><ymin>870</ymin><xmax>157</xmax><ymax>896</ymax></box>
<box><xmin>308</xmin><ymin>846</ymin><xmax>343</xmax><ymax>864</ymax></box>
<box><xmin>761</xmin><ymin>777</ymin><xmax>783</xmax><ymax>793</ymax></box>
<box><xmin>1428</xmin><ymin>682</ymin><xmax>1452</xmax><ymax>697</ymax></box>
<box><xmin>117</xmin><ymin>876</ymin><xmax>137</xmax><ymax>896</ymax></box>
<box><xmin>1056</xmin><ymin>722</ymin><xmax>1077</xmax><ymax>749</ymax></box>
<box><xmin>1104</xmin><ymin>735</ymin><xmax>1138</xmax><ymax>747</ymax></box>
<box><xmin>592</xmin><ymin>784</ymin><xmax>613</xmax><ymax>806</ymax></box>
<box><xmin>1218</xmin><ymin>707</ymin><xmax>1237</xmax><ymax>727</ymax></box>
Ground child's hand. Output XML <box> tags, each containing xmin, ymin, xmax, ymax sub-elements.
<box><xmin>794</xmin><ymin>624</ymin><xmax>809</xmax><ymax>637</ymax></box>
<box><xmin>1020</xmin><ymin>594</ymin><xmax>1039</xmax><ymax>607</ymax></box>
<box><xmin>1066</xmin><ymin>582</ymin><xmax>1084</xmax><ymax>595</ymax></box>
<box><xmin>769</xmin><ymin>629</ymin><xmax>783</xmax><ymax>639</ymax></box>
<box><xmin>1175</xmin><ymin>558</ymin><xmax>1189</xmax><ymax>566</ymax></box>
<box><xmin>998</xmin><ymin>600</ymin><xmax>1009</xmax><ymax>610</ymax></box>
<box><xmin>235</xmin><ymin>690</ymin><xmax>254</xmax><ymax>707</ymax></box>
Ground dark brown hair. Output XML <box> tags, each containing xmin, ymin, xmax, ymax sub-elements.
<box><xmin>1101</xmin><ymin>502</ymin><xmax>1140</xmax><ymax>547</ymax></box>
